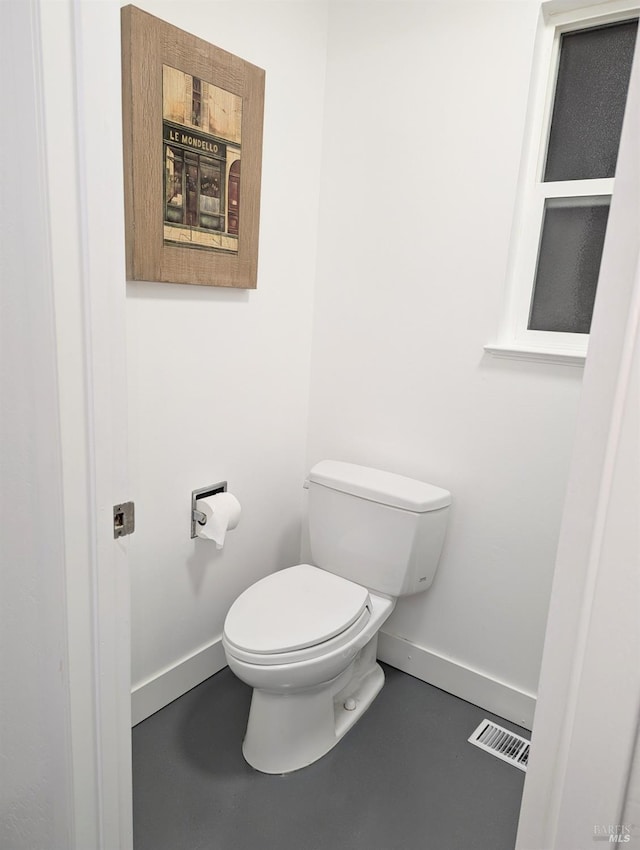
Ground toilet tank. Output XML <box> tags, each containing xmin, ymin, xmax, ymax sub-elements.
<box><xmin>307</xmin><ymin>461</ymin><xmax>451</xmax><ymax>597</ymax></box>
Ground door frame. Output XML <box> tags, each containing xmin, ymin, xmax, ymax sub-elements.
<box><xmin>38</xmin><ymin>0</ymin><xmax>133</xmax><ymax>846</ymax></box>
<box><xmin>34</xmin><ymin>1</ymin><xmax>640</xmax><ymax>846</ymax></box>
<box><xmin>516</xmin><ymin>31</ymin><xmax>640</xmax><ymax>850</ymax></box>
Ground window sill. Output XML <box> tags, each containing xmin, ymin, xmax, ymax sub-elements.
<box><xmin>484</xmin><ymin>342</ymin><xmax>586</xmax><ymax>367</ymax></box>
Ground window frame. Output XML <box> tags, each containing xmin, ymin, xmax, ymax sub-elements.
<box><xmin>487</xmin><ymin>0</ymin><xmax>639</xmax><ymax>366</ymax></box>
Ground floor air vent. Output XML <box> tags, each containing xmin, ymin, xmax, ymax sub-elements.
<box><xmin>468</xmin><ymin>720</ymin><xmax>530</xmax><ymax>771</ymax></box>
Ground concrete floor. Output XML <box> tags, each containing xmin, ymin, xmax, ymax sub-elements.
<box><xmin>132</xmin><ymin>663</ymin><xmax>526</xmax><ymax>850</ymax></box>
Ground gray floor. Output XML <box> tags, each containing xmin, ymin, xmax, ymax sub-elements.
<box><xmin>132</xmin><ymin>664</ymin><xmax>526</xmax><ymax>850</ymax></box>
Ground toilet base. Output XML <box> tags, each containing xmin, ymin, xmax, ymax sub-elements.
<box><xmin>242</xmin><ymin>637</ymin><xmax>384</xmax><ymax>774</ymax></box>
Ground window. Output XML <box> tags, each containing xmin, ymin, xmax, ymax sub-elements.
<box><xmin>487</xmin><ymin>2</ymin><xmax>638</xmax><ymax>365</ymax></box>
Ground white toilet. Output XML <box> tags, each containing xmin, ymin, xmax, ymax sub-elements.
<box><xmin>222</xmin><ymin>460</ymin><xmax>451</xmax><ymax>774</ymax></box>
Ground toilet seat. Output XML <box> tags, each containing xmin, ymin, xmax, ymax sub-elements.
<box><xmin>223</xmin><ymin>564</ymin><xmax>371</xmax><ymax>666</ymax></box>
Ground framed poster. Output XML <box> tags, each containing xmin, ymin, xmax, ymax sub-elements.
<box><xmin>121</xmin><ymin>5</ymin><xmax>265</xmax><ymax>288</ymax></box>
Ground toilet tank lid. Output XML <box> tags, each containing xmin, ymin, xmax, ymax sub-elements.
<box><xmin>308</xmin><ymin>461</ymin><xmax>451</xmax><ymax>512</ymax></box>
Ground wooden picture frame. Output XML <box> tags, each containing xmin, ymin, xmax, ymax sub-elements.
<box><xmin>121</xmin><ymin>5</ymin><xmax>265</xmax><ymax>288</ymax></box>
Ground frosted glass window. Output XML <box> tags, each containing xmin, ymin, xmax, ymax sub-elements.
<box><xmin>493</xmin><ymin>7</ymin><xmax>639</xmax><ymax>359</ymax></box>
<box><xmin>544</xmin><ymin>20</ymin><xmax>638</xmax><ymax>182</ymax></box>
<box><xmin>528</xmin><ymin>197</ymin><xmax>610</xmax><ymax>334</ymax></box>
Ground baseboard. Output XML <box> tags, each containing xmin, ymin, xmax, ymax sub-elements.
<box><xmin>131</xmin><ymin>631</ymin><xmax>536</xmax><ymax>729</ymax></box>
<box><xmin>131</xmin><ymin>637</ymin><xmax>227</xmax><ymax>726</ymax></box>
<box><xmin>378</xmin><ymin>631</ymin><xmax>536</xmax><ymax>730</ymax></box>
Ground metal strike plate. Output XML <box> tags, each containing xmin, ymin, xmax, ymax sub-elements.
<box><xmin>113</xmin><ymin>501</ymin><xmax>135</xmax><ymax>539</ymax></box>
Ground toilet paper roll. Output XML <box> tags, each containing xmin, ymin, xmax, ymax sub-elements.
<box><xmin>195</xmin><ymin>492</ymin><xmax>241</xmax><ymax>549</ymax></box>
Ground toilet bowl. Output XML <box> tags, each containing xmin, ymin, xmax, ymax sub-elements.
<box><xmin>223</xmin><ymin>460</ymin><xmax>451</xmax><ymax>774</ymax></box>
<box><xmin>223</xmin><ymin>563</ymin><xmax>395</xmax><ymax>773</ymax></box>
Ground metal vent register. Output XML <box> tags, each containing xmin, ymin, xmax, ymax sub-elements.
<box><xmin>468</xmin><ymin>720</ymin><xmax>530</xmax><ymax>771</ymax></box>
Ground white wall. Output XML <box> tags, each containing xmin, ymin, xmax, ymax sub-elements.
<box><xmin>82</xmin><ymin>0</ymin><xmax>584</xmax><ymax>727</ymax></box>
<box><xmin>307</xmin><ymin>0</ymin><xmax>583</xmax><ymax>727</ymax></box>
<box><xmin>125</xmin><ymin>1</ymin><xmax>328</xmax><ymax>719</ymax></box>
<box><xmin>0</xmin><ymin>3</ymin><xmax>73</xmax><ymax>846</ymax></box>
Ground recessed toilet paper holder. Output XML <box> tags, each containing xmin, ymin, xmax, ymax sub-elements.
<box><xmin>191</xmin><ymin>481</ymin><xmax>227</xmax><ymax>538</ymax></box>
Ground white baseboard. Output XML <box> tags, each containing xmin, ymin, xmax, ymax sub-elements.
<box><xmin>131</xmin><ymin>637</ymin><xmax>227</xmax><ymax>726</ymax></box>
<box><xmin>378</xmin><ymin>631</ymin><xmax>536</xmax><ymax>730</ymax></box>
<box><xmin>131</xmin><ymin>631</ymin><xmax>536</xmax><ymax>730</ymax></box>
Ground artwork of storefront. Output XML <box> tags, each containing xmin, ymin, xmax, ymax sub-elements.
<box><xmin>121</xmin><ymin>5</ymin><xmax>264</xmax><ymax>288</ymax></box>
<box><xmin>163</xmin><ymin>65</ymin><xmax>241</xmax><ymax>254</ymax></box>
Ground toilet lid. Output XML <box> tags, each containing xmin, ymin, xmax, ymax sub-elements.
<box><xmin>223</xmin><ymin>564</ymin><xmax>370</xmax><ymax>655</ymax></box>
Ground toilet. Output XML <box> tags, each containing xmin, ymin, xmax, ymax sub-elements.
<box><xmin>222</xmin><ymin>460</ymin><xmax>451</xmax><ymax>774</ymax></box>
